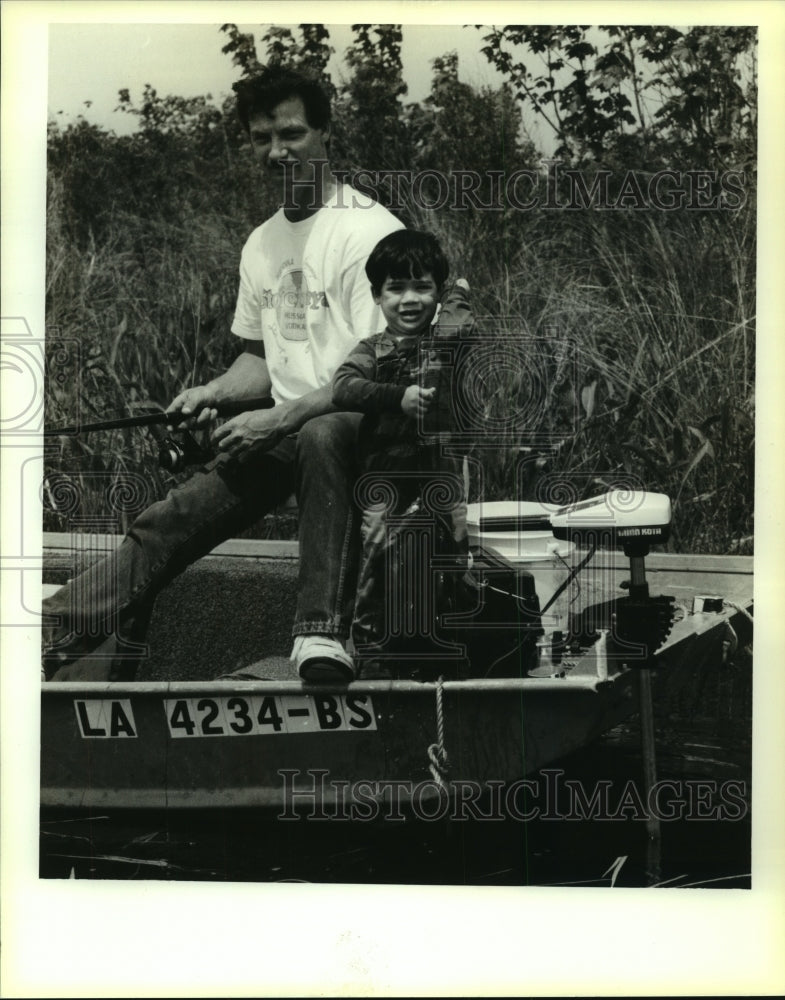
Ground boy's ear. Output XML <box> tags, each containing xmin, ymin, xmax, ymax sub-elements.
<box><xmin>371</xmin><ymin>284</ymin><xmax>382</xmax><ymax>303</ymax></box>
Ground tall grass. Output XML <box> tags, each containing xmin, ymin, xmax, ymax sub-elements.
<box><xmin>45</xmin><ymin>126</ymin><xmax>755</xmax><ymax>553</ymax></box>
<box><xmin>45</xmin><ymin>144</ymin><xmax>276</xmax><ymax>536</ymax></box>
<box><xmin>404</xmin><ymin>188</ymin><xmax>755</xmax><ymax>554</ymax></box>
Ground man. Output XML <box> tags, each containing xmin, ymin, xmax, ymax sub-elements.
<box><xmin>42</xmin><ymin>67</ymin><xmax>403</xmax><ymax>683</ymax></box>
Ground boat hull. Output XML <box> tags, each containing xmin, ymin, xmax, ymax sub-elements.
<box><xmin>38</xmin><ymin>535</ymin><xmax>752</xmax><ymax>812</ymax></box>
<box><xmin>40</xmin><ymin>602</ymin><xmax>747</xmax><ymax>811</ymax></box>
<box><xmin>40</xmin><ymin>674</ymin><xmax>638</xmax><ymax>810</ymax></box>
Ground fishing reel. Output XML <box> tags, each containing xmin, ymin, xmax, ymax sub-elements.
<box><xmin>156</xmin><ymin>429</ymin><xmax>212</xmax><ymax>473</ymax></box>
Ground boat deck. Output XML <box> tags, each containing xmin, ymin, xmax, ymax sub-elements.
<box><xmin>40</xmin><ymin>532</ymin><xmax>753</xmax><ymax>683</ymax></box>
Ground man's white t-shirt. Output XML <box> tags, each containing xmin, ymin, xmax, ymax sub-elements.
<box><xmin>231</xmin><ymin>184</ymin><xmax>404</xmax><ymax>404</ymax></box>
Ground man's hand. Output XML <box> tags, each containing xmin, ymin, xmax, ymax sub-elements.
<box><xmin>401</xmin><ymin>385</ymin><xmax>435</xmax><ymax>419</ymax></box>
<box><xmin>166</xmin><ymin>385</ymin><xmax>219</xmax><ymax>429</ymax></box>
<box><xmin>211</xmin><ymin>407</ymin><xmax>286</xmax><ymax>458</ymax></box>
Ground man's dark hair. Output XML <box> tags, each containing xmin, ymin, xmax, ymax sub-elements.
<box><xmin>233</xmin><ymin>67</ymin><xmax>332</xmax><ymax>132</ymax></box>
<box><xmin>365</xmin><ymin>230</ymin><xmax>450</xmax><ymax>296</ymax></box>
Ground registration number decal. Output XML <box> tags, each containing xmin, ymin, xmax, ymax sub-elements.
<box><xmin>75</xmin><ymin>699</ymin><xmax>137</xmax><ymax>738</ymax></box>
<box><xmin>163</xmin><ymin>693</ymin><xmax>377</xmax><ymax>739</ymax></box>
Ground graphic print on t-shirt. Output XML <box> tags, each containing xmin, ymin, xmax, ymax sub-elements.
<box><xmin>276</xmin><ymin>267</ymin><xmax>309</xmax><ymax>341</ymax></box>
<box><xmin>261</xmin><ymin>265</ymin><xmax>328</xmax><ymax>343</ymax></box>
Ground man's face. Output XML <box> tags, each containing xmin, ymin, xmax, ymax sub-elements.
<box><xmin>374</xmin><ymin>272</ymin><xmax>441</xmax><ymax>340</ymax></box>
<box><xmin>248</xmin><ymin>96</ymin><xmax>330</xmax><ymax>189</ymax></box>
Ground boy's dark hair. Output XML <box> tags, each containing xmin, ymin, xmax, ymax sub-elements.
<box><xmin>233</xmin><ymin>67</ymin><xmax>332</xmax><ymax>132</ymax></box>
<box><xmin>365</xmin><ymin>230</ymin><xmax>450</xmax><ymax>296</ymax></box>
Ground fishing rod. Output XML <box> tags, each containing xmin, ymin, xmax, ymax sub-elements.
<box><xmin>45</xmin><ymin>396</ymin><xmax>275</xmax><ymax>472</ymax></box>
<box><xmin>45</xmin><ymin>396</ymin><xmax>275</xmax><ymax>436</ymax></box>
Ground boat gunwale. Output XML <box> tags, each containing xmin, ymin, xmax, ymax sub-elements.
<box><xmin>42</xmin><ymin>531</ymin><xmax>754</xmax><ymax>575</ymax></box>
<box><xmin>41</xmin><ymin>675</ymin><xmax>613</xmax><ymax>696</ymax></box>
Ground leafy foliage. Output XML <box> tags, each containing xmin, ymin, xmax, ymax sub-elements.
<box><xmin>478</xmin><ymin>25</ymin><xmax>757</xmax><ymax>168</ymax></box>
<box><xmin>333</xmin><ymin>25</ymin><xmax>408</xmax><ymax>171</ymax></box>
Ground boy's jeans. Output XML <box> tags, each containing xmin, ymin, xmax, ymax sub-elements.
<box><xmin>42</xmin><ymin>412</ymin><xmax>363</xmax><ymax>680</ymax></box>
<box><xmin>352</xmin><ymin>457</ymin><xmax>469</xmax><ymax>666</ymax></box>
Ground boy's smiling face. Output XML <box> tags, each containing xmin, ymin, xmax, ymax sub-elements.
<box><xmin>374</xmin><ymin>272</ymin><xmax>441</xmax><ymax>340</ymax></box>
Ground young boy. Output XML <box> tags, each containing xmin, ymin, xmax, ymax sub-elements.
<box><xmin>332</xmin><ymin>229</ymin><xmax>476</xmax><ymax>679</ymax></box>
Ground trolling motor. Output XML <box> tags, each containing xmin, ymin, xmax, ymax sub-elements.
<box><xmin>550</xmin><ymin>490</ymin><xmax>676</xmax><ymax>663</ymax></box>
<box><xmin>551</xmin><ymin>490</ymin><xmax>676</xmax><ymax>872</ymax></box>
<box><xmin>45</xmin><ymin>396</ymin><xmax>275</xmax><ymax>473</ymax></box>
<box><xmin>475</xmin><ymin>490</ymin><xmax>676</xmax><ymax>668</ymax></box>
<box><xmin>476</xmin><ymin>488</ymin><xmax>675</xmax><ymax>870</ymax></box>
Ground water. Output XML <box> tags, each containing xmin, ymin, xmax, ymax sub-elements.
<box><xmin>39</xmin><ymin>644</ymin><xmax>752</xmax><ymax>888</ymax></box>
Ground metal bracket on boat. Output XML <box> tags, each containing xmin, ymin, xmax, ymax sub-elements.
<box><xmin>613</xmin><ymin>594</ymin><xmax>677</xmax><ymax>664</ymax></box>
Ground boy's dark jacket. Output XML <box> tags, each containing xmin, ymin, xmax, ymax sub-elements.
<box><xmin>333</xmin><ymin>331</ymin><xmax>423</xmax><ymax>461</ymax></box>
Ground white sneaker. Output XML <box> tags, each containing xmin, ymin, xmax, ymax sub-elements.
<box><xmin>291</xmin><ymin>635</ymin><xmax>354</xmax><ymax>683</ymax></box>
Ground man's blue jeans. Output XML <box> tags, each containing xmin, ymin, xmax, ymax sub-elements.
<box><xmin>42</xmin><ymin>412</ymin><xmax>363</xmax><ymax>680</ymax></box>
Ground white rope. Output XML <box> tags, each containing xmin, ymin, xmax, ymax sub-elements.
<box><xmin>427</xmin><ymin>675</ymin><xmax>450</xmax><ymax>790</ymax></box>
